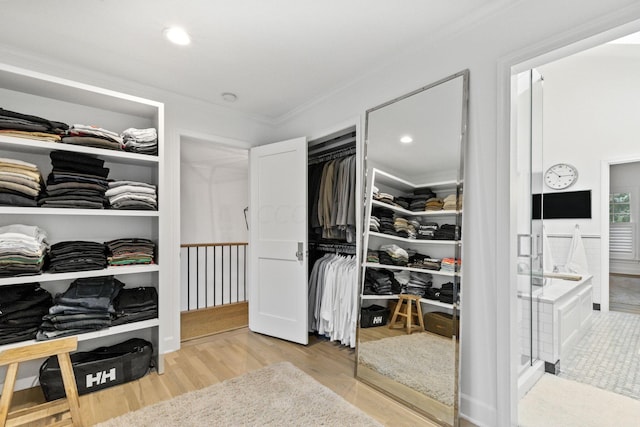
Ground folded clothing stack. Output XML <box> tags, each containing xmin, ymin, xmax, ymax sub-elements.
<box><xmin>426</xmin><ymin>197</ymin><xmax>444</xmax><ymax>211</ymax></box>
<box><xmin>372</xmin><ymin>206</ymin><xmax>395</xmax><ymax>236</ymax></box>
<box><xmin>121</xmin><ymin>128</ymin><xmax>158</xmax><ymax>155</ymax></box>
<box><xmin>402</xmin><ymin>271</ymin><xmax>433</xmax><ymax>297</ymax></box>
<box><xmin>105</xmin><ymin>238</ymin><xmax>155</xmax><ymax>266</ymax></box>
<box><xmin>112</xmin><ymin>286</ymin><xmax>158</xmax><ymax>326</ymax></box>
<box><xmin>417</xmin><ymin>222</ymin><xmax>439</xmax><ymax>240</ymax></box>
<box><xmin>407</xmin><ymin>252</ymin><xmax>441</xmax><ymax>271</ymax></box>
<box><xmin>434</xmin><ymin>224</ymin><xmax>460</xmax><ymax>240</ymax></box>
<box><xmin>106</xmin><ymin>180</ymin><xmax>157</xmax><ymax>210</ymax></box>
<box><xmin>366</xmin><ymin>250</ymin><xmax>379</xmax><ymax>264</ymax></box>
<box><xmin>37</xmin><ymin>276</ymin><xmax>124</xmax><ymax>341</ymax></box>
<box><xmin>0</xmin><ymin>157</ymin><xmax>43</xmax><ymax>207</ymax></box>
<box><xmin>441</xmin><ymin>258</ymin><xmax>461</xmax><ymax>273</ymax></box>
<box><xmin>363</xmin><ymin>268</ymin><xmax>400</xmax><ymax>295</ymax></box>
<box><xmin>394</xmin><ymin>217</ymin><xmax>417</xmax><ymax>239</ymax></box>
<box><xmin>369</xmin><ymin>215</ymin><xmax>380</xmax><ymax>232</ymax></box>
<box><xmin>0</xmin><ymin>107</ymin><xmax>68</xmax><ymax>141</ymax></box>
<box><xmin>39</xmin><ymin>151</ymin><xmax>109</xmax><ymax>209</ymax></box>
<box><xmin>443</xmin><ymin>194</ymin><xmax>460</xmax><ymax>211</ymax></box>
<box><xmin>63</xmin><ymin>124</ymin><xmax>123</xmax><ymax>151</ymax></box>
<box><xmin>438</xmin><ymin>282</ymin><xmax>456</xmax><ymax>304</ymax></box>
<box><xmin>378</xmin><ymin>244</ymin><xmax>409</xmax><ymax>266</ymax></box>
<box><xmin>47</xmin><ymin>241</ymin><xmax>107</xmax><ymax>273</ymax></box>
<box><xmin>410</xmin><ymin>187</ymin><xmax>436</xmax><ymax>211</ymax></box>
<box><xmin>0</xmin><ymin>224</ymin><xmax>48</xmax><ymax>277</ymax></box>
<box><xmin>0</xmin><ymin>283</ymin><xmax>52</xmax><ymax>345</ymax></box>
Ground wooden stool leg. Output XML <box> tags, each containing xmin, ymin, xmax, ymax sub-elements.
<box><xmin>57</xmin><ymin>353</ymin><xmax>83</xmax><ymax>426</ymax></box>
<box><xmin>388</xmin><ymin>299</ymin><xmax>403</xmax><ymax>329</ymax></box>
<box><xmin>406</xmin><ymin>299</ymin><xmax>413</xmax><ymax>334</ymax></box>
<box><xmin>0</xmin><ymin>362</ymin><xmax>19</xmax><ymax>425</ymax></box>
<box><xmin>416</xmin><ymin>300</ymin><xmax>425</xmax><ymax>331</ymax></box>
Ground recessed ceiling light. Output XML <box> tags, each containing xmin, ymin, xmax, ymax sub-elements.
<box><xmin>400</xmin><ymin>136</ymin><xmax>413</xmax><ymax>144</ymax></box>
<box><xmin>222</xmin><ymin>92</ymin><xmax>238</xmax><ymax>102</ymax></box>
<box><xmin>163</xmin><ymin>27</ymin><xmax>191</xmax><ymax>46</ymax></box>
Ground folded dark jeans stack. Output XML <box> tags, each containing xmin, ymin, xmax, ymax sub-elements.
<box><xmin>363</xmin><ymin>268</ymin><xmax>400</xmax><ymax>295</ymax></box>
<box><xmin>105</xmin><ymin>238</ymin><xmax>156</xmax><ymax>266</ymax></box>
<box><xmin>39</xmin><ymin>151</ymin><xmax>109</xmax><ymax>209</ymax></box>
<box><xmin>37</xmin><ymin>276</ymin><xmax>124</xmax><ymax>341</ymax></box>
<box><xmin>47</xmin><ymin>241</ymin><xmax>107</xmax><ymax>273</ymax></box>
<box><xmin>434</xmin><ymin>223</ymin><xmax>460</xmax><ymax>240</ymax></box>
<box><xmin>0</xmin><ymin>224</ymin><xmax>48</xmax><ymax>277</ymax></box>
<box><xmin>439</xmin><ymin>282</ymin><xmax>457</xmax><ymax>304</ymax></box>
<box><xmin>106</xmin><ymin>180</ymin><xmax>157</xmax><ymax>210</ymax></box>
<box><xmin>112</xmin><ymin>286</ymin><xmax>158</xmax><ymax>326</ymax></box>
<box><xmin>0</xmin><ymin>283</ymin><xmax>52</xmax><ymax>345</ymax></box>
<box><xmin>0</xmin><ymin>157</ymin><xmax>43</xmax><ymax>207</ymax></box>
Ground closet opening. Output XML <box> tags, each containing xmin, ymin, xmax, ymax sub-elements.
<box><xmin>307</xmin><ymin>126</ymin><xmax>360</xmax><ymax>348</ymax></box>
<box><xmin>179</xmin><ymin>135</ymin><xmax>249</xmax><ymax>341</ymax></box>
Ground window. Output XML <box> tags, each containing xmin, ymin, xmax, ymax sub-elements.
<box><xmin>610</xmin><ymin>192</ymin><xmax>631</xmax><ymax>223</ymax></box>
<box><xmin>610</xmin><ymin>191</ymin><xmax>634</xmax><ymax>259</ymax></box>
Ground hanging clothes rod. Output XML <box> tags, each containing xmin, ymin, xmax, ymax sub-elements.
<box><xmin>308</xmin><ymin>146</ymin><xmax>356</xmax><ymax>165</ymax></box>
<box><xmin>309</xmin><ymin>241</ymin><xmax>357</xmax><ymax>254</ymax></box>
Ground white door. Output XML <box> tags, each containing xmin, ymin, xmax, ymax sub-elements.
<box><xmin>249</xmin><ymin>137</ymin><xmax>308</xmax><ymax>344</ymax></box>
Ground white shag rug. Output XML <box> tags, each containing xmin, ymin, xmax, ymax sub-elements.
<box><xmin>359</xmin><ymin>332</ymin><xmax>455</xmax><ymax>406</ymax></box>
<box><xmin>96</xmin><ymin>361</ymin><xmax>382</xmax><ymax>427</ymax></box>
<box><xmin>519</xmin><ymin>374</ymin><xmax>640</xmax><ymax>427</ymax></box>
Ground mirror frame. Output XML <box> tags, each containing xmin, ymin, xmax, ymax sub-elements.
<box><xmin>355</xmin><ymin>69</ymin><xmax>469</xmax><ymax>427</ymax></box>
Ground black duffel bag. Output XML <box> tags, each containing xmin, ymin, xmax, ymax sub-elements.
<box><xmin>39</xmin><ymin>338</ymin><xmax>153</xmax><ymax>401</ymax></box>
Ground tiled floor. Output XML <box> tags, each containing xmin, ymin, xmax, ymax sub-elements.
<box><xmin>558</xmin><ymin>310</ymin><xmax>640</xmax><ymax>400</ymax></box>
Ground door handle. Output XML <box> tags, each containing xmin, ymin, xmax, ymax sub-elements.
<box><xmin>296</xmin><ymin>242</ymin><xmax>304</xmax><ymax>261</ymax></box>
<box><xmin>517</xmin><ymin>234</ymin><xmax>531</xmax><ymax>257</ymax></box>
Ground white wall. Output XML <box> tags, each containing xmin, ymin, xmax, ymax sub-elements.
<box><xmin>268</xmin><ymin>1</ymin><xmax>640</xmax><ymax>425</ymax></box>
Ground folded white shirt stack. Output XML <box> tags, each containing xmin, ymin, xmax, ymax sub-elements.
<box><xmin>121</xmin><ymin>128</ymin><xmax>158</xmax><ymax>155</ymax></box>
<box><xmin>69</xmin><ymin>124</ymin><xmax>123</xmax><ymax>144</ymax></box>
<box><xmin>106</xmin><ymin>180</ymin><xmax>157</xmax><ymax>210</ymax></box>
<box><xmin>0</xmin><ymin>224</ymin><xmax>49</xmax><ymax>276</ymax></box>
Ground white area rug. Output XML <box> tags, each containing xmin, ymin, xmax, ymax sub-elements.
<box><xmin>96</xmin><ymin>362</ymin><xmax>382</xmax><ymax>426</ymax></box>
<box><xmin>519</xmin><ymin>374</ymin><xmax>640</xmax><ymax>427</ymax></box>
<box><xmin>359</xmin><ymin>332</ymin><xmax>455</xmax><ymax>406</ymax></box>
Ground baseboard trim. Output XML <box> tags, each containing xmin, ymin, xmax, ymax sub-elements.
<box><xmin>459</xmin><ymin>393</ymin><xmax>496</xmax><ymax>427</ymax></box>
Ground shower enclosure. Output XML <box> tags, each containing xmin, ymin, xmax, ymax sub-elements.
<box><xmin>515</xmin><ymin>69</ymin><xmax>545</xmax><ymax>397</ymax></box>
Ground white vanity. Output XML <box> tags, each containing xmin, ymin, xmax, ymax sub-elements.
<box><xmin>518</xmin><ymin>275</ymin><xmax>593</xmax><ymax>373</ymax></box>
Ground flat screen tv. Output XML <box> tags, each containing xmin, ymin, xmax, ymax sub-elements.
<box><xmin>532</xmin><ymin>190</ymin><xmax>591</xmax><ymax>220</ymax></box>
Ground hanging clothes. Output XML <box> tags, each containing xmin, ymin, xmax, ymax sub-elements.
<box><xmin>309</xmin><ymin>154</ymin><xmax>356</xmax><ymax>243</ymax></box>
<box><xmin>308</xmin><ymin>253</ymin><xmax>358</xmax><ymax>348</ymax></box>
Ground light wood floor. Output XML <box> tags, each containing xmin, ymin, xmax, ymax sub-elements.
<box><xmin>10</xmin><ymin>327</ymin><xmax>440</xmax><ymax>426</ymax></box>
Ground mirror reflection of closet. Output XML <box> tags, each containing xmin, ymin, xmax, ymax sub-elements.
<box><xmin>356</xmin><ymin>70</ymin><xmax>468</xmax><ymax>427</ymax></box>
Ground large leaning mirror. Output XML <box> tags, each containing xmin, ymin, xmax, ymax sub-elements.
<box><xmin>356</xmin><ymin>70</ymin><xmax>468</xmax><ymax>427</ymax></box>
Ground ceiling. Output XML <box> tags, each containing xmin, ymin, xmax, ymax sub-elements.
<box><xmin>0</xmin><ymin>0</ymin><xmax>505</xmax><ymax>122</ymax></box>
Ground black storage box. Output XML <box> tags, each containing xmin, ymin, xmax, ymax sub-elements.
<box><xmin>39</xmin><ymin>338</ymin><xmax>153</xmax><ymax>401</ymax></box>
<box><xmin>360</xmin><ymin>304</ymin><xmax>390</xmax><ymax>328</ymax></box>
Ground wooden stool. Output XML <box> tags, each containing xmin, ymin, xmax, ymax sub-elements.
<box><xmin>0</xmin><ymin>336</ymin><xmax>83</xmax><ymax>426</ymax></box>
<box><xmin>389</xmin><ymin>294</ymin><xmax>425</xmax><ymax>334</ymax></box>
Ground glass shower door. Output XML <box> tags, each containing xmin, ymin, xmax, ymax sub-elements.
<box><xmin>516</xmin><ymin>69</ymin><xmax>544</xmax><ymax>375</ymax></box>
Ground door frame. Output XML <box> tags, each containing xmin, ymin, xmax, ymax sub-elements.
<box><xmin>497</xmin><ymin>14</ymin><xmax>640</xmax><ymax>427</ymax></box>
<box><xmin>176</xmin><ymin>129</ymin><xmax>252</xmax><ymax>342</ymax></box>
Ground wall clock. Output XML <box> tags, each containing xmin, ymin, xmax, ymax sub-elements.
<box><xmin>544</xmin><ymin>163</ymin><xmax>578</xmax><ymax>190</ymax></box>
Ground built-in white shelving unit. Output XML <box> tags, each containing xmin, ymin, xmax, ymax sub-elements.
<box><xmin>0</xmin><ymin>62</ymin><xmax>166</xmax><ymax>391</ymax></box>
<box><xmin>361</xmin><ymin>168</ymin><xmax>462</xmax><ymax>312</ymax></box>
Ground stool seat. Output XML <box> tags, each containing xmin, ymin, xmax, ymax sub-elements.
<box><xmin>0</xmin><ymin>336</ymin><xmax>83</xmax><ymax>426</ymax></box>
<box><xmin>389</xmin><ymin>294</ymin><xmax>425</xmax><ymax>334</ymax></box>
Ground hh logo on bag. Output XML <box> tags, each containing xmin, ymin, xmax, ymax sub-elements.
<box><xmin>86</xmin><ymin>368</ymin><xmax>117</xmax><ymax>388</ymax></box>
<box><xmin>372</xmin><ymin>315</ymin><xmax>383</xmax><ymax>325</ymax></box>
